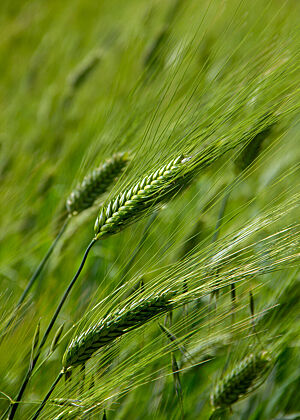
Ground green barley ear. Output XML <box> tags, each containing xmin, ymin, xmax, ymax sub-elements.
<box><xmin>67</xmin><ymin>50</ymin><xmax>102</xmax><ymax>91</ymax></box>
<box><xmin>234</xmin><ymin>124</ymin><xmax>274</xmax><ymax>172</ymax></box>
<box><xmin>94</xmin><ymin>155</ymin><xmax>192</xmax><ymax>239</ymax></box>
<box><xmin>211</xmin><ymin>350</ymin><xmax>272</xmax><ymax>410</ymax></box>
<box><xmin>66</xmin><ymin>152</ymin><xmax>130</xmax><ymax>216</ymax></box>
<box><xmin>61</xmin><ymin>50</ymin><xmax>102</xmax><ymax>110</ymax></box>
<box><xmin>143</xmin><ymin>26</ymin><xmax>169</xmax><ymax>73</ymax></box>
<box><xmin>62</xmin><ymin>290</ymin><xmax>175</xmax><ymax>369</ymax></box>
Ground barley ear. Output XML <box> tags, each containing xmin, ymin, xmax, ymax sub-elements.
<box><xmin>234</xmin><ymin>124</ymin><xmax>274</xmax><ymax>172</ymax></box>
<box><xmin>94</xmin><ymin>155</ymin><xmax>192</xmax><ymax>240</ymax></box>
<box><xmin>63</xmin><ymin>290</ymin><xmax>176</xmax><ymax>369</ymax></box>
<box><xmin>211</xmin><ymin>350</ymin><xmax>272</xmax><ymax>410</ymax></box>
<box><xmin>68</xmin><ymin>50</ymin><xmax>102</xmax><ymax>91</ymax></box>
<box><xmin>66</xmin><ymin>152</ymin><xmax>130</xmax><ymax>216</ymax></box>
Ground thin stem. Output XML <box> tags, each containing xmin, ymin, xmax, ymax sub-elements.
<box><xmin>211</xmin><ymin>191</ymin><xmax>230</xmax><ymax>244</ymax></box>
<box><xmin>231</xmin><ymin>283</ymin><xmax>236</xmax><ymax>324</ymax></box>
<box><xmin>249</xmin><ymin>289</ymin><xmax>261</xmax><ymax>344</ymax></box>
<box><xmin>20</xmin><ymin>218</ymin><xmax>70</xmax><ymax>304</ymax></box>
<box><xmin>211</xmin><ymin>172</ymin><xmax>243</xmax><ymax>246</ymax></box>
<box><xmin>209</xmin><ymin>190</ymin><xmax>230</xmax><ymax>302</ymax></box>
<box><xmin>171</xmin><ymin>352</ymin><xmax>184</xmax><ymax>420</ymax></box>
<box><xmin>79</xmin><ymin>363</ymin><xmax>85</xmax><ymax>396</ymax></box>
<box><xmin>32</xmin><ymin>370</ymin><xmax>64</xmax><ymax>420</ymax></box>
<box><xmin>8</xmin><ymin>238</ymin><xmax>97</xmax><ymax>420</ymax></box>
<box><xmin>1</xmin><ymin>218</ymin><xmax>70</xmax><ymax>341</ymax></box>
<box><xmin>168</xmin><ymin>300</ymin><xmax>184</xmax><ymax>420</ymax></box>
<box><xmin>0</xmin><ymin>405</ymin><xmax>10</xmax><ymax>420</ymax></box>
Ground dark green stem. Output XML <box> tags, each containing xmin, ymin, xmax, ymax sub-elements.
<box><xmin>32</xmin><ymin>370</ymin><xmax>64</xmax><ymax>419</ymax></box>
<box><xmin>171</xmin><ymin>352</ymin><xmax>184</xmax><ymax>420</ymax></box>
<box><xmin>1</xmin><ymin>217</ymin><xmax>70</xmax><ymax>341</ymax></box>
<box><xmin>211</xmin><ymin>191</ymin><xmax>230</xmax><ymax>244</ymax></box>
<box><xmin>210</xmin><ymin>190</ymin><xmax>231</xmax><ymax>300</ymax></box>
<box><xmin>8</xmin><ymin>238</ymin><xmax>96</xmax><ymax>420</ymax></box>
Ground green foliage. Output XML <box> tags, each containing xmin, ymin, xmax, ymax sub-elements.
<box><xmin>0</xmin><ymin>0</ymin><xmax>299</xmax><ymax>419</ymax></box>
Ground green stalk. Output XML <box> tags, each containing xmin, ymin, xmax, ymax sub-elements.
<box><xmin>32</xmin><ymin>370</ymin><xmax>64</xmax><ymax>419</ymax></box>
<box><xmin>211</xmin><ymin>191</ymin><xmax>230</xmax><ymax>244</ymax></box>
<box><xmin>8</xmin><ymin>238</ymin><xmax>96</xmax><ymax>420</ymax></box>
<box><xmin>0</xmin><ymin>217</ymin><xmax>70</xmax><ymax>341</ymax></box>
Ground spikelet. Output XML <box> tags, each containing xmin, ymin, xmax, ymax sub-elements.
<box><xmin>53</xmin><ymin>410</ymin><xmax>79</xmax><ymax>420</ymax></box>
<box><xmin>66</xmin><ymin>152</ymin><xmax>129</xmax><ymax>215</ymax></box>
<box><xmin>51</xmin><ymin>399</ymin><xmax>83</xmax><ymax>408</ymax></box>
<box><xmin>94</xmin><ymin>155</ymin><xmax>191</xmax><ymax>239</ymax></box>
<box><xmin>211</xmin><ymin>350</ymin><xmax>272</xmax><ymax>409</ymax></box>
<box><xmin>63</xmin><ymin>290</ymin><xmax>175</xmax><ymax>369</ymax></box>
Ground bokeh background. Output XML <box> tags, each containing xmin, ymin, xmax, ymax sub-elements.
<box><xmin>0</xmin><ymin>0</ymin><xmax>299</xmax><ymax>419</ymax></box>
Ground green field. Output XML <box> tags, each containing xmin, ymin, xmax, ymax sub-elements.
<box><xmin>0</xmin><ymin>0</ymin><xmax>299</xmax><ymax>419</ymax></box>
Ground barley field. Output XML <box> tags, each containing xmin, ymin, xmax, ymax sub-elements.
<box><xmin>0</xmin><ymin>0</ymin><xmax>299</xmax><ymax>419</ymax></box>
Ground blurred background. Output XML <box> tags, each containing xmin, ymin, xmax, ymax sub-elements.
<box><xmin>0</xmin><ymin>0</ymin><xmax>299</xmax><ymax>419</ymax></box>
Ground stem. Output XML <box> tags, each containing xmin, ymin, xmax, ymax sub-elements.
<box><xmin>0</xmin><ymin>405</ymin><xmax>10</xmax><ymax>420</ymax></box>
<box><xmin>211</xmin><ymin>172</ymin><xmax>244</xmax><ymax>245</ymax></box>
<box><xmin>32</xmin><ymin>371</ymin><xmax>64</xmax><ymax>420</ymax></box>
<box><xmin>171</xmin><ymin>352</ymin><xmax>184</xmax><ymax>420</ymax></box>
<box><xmin>8</xmin><ymin>238</ymin><xmax>97</xmax><ymax>420</ymax></box>
<box><xmin>210</xmin><ymin>190</ymin><xmax>231</xmax><ymax>301</ymax></box>
<box><xmin>231</xmin><ymin>283</ymin><xmax>236</xmax><ymax>324</ymax></box>
<box><xmin>211</xmin><ymin>191</ymin><xmax>230</xmax><ymax>244</ymax></box>
<box><xmin>79</xmin><ymin>363</ymin><xmax>85</xmax><ymax>396</ymax></box>
<box><xmin>20</xmin><ymin>218</ymin><xmax>70</xmax><ymax>304</ymax></box>
<box><xmin>1</xmin><ymin>218</ymin><xmax>70</xmax><ymax>341</ymax></box>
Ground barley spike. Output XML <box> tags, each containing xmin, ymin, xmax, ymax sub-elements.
<box><xmin>234</xmin><ymin>125</ymin><xmax>274</xmax><ymax>172</ymax></box>
<box><xmin>94</xmin><ymin>155</ymin><xmax>191</xmax><ymax>239</ymax></box>
<box><xmin>67</xmin><ymin>50</ymin><xmax>101</xmax><ymax>91</ymax></box>
<box><xmin>63</xmin><ymin>290</ymin><xmax>175</xmax><ymax>369</ymax></box>
<box><xmin>66</xmin><ymin>152</ymin><xmax>129</xmax><ymax>215</ymax></box>
<box><xmin>211</xmin><ymin>350</ymin><xmax>272</xmax><ymax>409</ymax></box>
